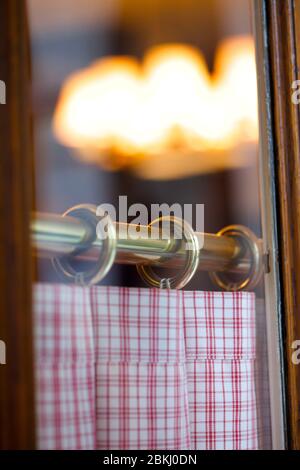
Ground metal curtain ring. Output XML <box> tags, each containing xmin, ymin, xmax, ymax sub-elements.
<box><xmin>137</xmin><ymin>216</ymin><xmax>200</xmax><ymax>290</ymax></box>
<box><xmin>52</xmin><ymin>204</ymin><xmax>117</xmax><ymax>286</ymax></box>
<box><xmin>209</xmin><ymin>225</ymin><xmax>263</xmax><ymax>291</ymax></box>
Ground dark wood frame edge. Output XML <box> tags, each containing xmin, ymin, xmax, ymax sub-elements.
<box><xmin>261</xmin><ymin>0</ymin><xmax>300</xmax><ymax>449</ymax></box>
<box><xmin>0</xmin><ymin>0</ymin><xmax>35</xmax><ymax>449</ymax></box>
<box><xmin>254</xmin><ymin>0</ymin><xmax>288</xmax><ymax>449</ymax></box>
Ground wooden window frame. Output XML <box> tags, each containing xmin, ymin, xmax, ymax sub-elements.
<box><xmin>0</xmin><ymin>0</ymin><xmax>35</xmax><ymax>449</ymax></box>
<box><xmin>1</xmin><ymin>0</ymin><xmax>300</xmax><ymax>450</ymax></box>
<box><xmin>254</xmin><ymin>0</ymin><xmax>300</xmax><ymax>449</ymax></box>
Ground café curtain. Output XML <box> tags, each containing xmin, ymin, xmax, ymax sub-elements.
<box><xmin>34</xmin><ymin>284</ymin><xmax>258</xmax><ymax>450</ymax></box>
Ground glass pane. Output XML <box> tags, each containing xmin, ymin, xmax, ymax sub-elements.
<box><xmin>28</xmin><ymin>0</ymin><xmax>282</xmax><ymax>450</ymax></box>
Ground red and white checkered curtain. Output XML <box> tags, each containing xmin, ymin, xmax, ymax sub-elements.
<box><xmin>34</xmin><ymin>284</ymin><xmax>258</xmax><ymax>450</ymax></box>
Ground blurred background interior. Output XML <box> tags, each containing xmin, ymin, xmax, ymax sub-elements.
<box><xmin>28</xmin><ymin>0</ymin><xmax>260</xmax><ymax>290</ymax></box>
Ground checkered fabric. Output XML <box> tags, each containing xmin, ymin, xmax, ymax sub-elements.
<box><xmin>34</xmin><ymin>286</ymin><xmax>96</xmax><ymax>449</ymax></box>
<box><xmin>34</xmin><ymin>284</ymin><xmax>258</xmax><ymax>450</ymax></box>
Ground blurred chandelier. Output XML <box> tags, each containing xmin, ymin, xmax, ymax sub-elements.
<box><xmin>54</xmin><ymin>36</ymin><xmax>258</xmax><ymax>179</ymax></box>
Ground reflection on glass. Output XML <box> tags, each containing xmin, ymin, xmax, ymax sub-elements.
<box><xmin>54</xmin><ymin>36</ymin><xmax>257</xmax><ymax>178</ymax></box>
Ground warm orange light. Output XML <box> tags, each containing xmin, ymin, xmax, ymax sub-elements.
<box><xmin>53</xmin><ymin>36</ymin><xmax>258</xmax><ymax>169</ymax></box>
<box><xmin>213</xmin><ymin>36</ymin><xmax>258</xmax><ymax>144</ymax></box>
<box><xmin>54</xmin><ymin>57</ymin><xmax>142</xmax><ymax>155</ymax></box>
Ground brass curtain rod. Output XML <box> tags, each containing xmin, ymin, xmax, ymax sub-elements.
<box><xmin>31</xmin><ymin>207</ymin><xmax>263</xmax><ymax>291</ymax></box>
